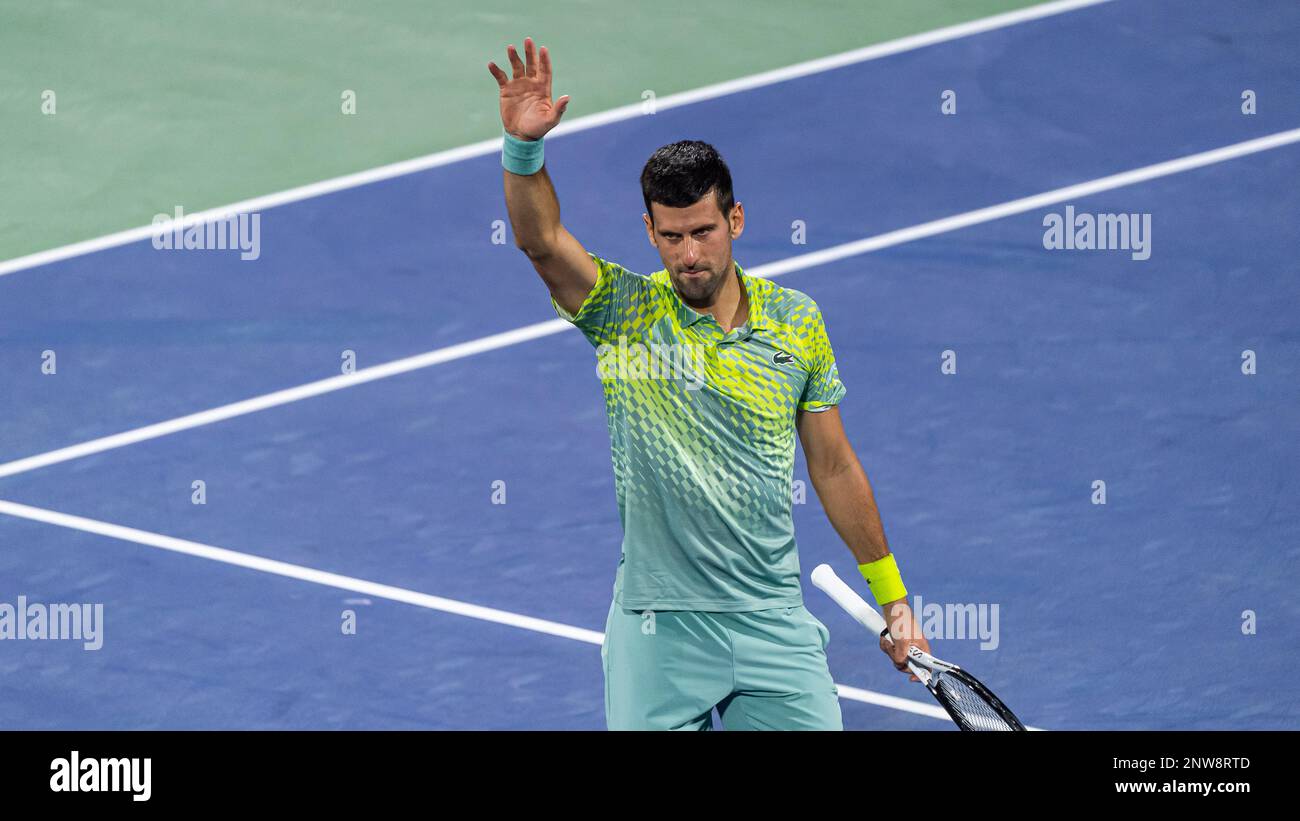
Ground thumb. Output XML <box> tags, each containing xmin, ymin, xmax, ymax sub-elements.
<box><xmin>554</xmin><ymin>94</ymin><xmax>571</xmax><ymax>117</ymax></box>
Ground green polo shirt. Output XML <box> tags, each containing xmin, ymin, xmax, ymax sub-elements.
<box><xmin>553</xmin><ymin>253</ymin><xmax>846</xmax><ymax>611</ymax></box>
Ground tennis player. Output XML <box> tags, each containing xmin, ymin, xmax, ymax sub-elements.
<box><xmin>489</xmin><ymin>37</ymin><xmax>931</xmax><ymax>730</ymax></box>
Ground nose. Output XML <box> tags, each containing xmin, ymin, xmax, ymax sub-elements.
<box><xmin>682</xmin><ymin>237</ymin><xmax>701</xmax><ymax>266</ymax></box>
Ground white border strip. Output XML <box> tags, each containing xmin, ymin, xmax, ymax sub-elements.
<box><xmin>0</xmin><ymin>497</ymin><xmax>972</xmax><ymax>725</ymax></box>
<box><xmin>2</xmin><ymin>126</ymin><xmax>1297</xmax><ymax>482</ymax></box>
<box><xmin>0</xmin><ymin>0</ymin><xmax>1112</xmax><ymax>279</ymax></box>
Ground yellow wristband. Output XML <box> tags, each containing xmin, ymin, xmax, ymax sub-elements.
<box><xmin>858</xmin><ymin>554</ymin><xmax>908</xmax><ymax>607</ymax></box>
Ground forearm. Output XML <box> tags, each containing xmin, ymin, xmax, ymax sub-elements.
<box><xmin>811</xmin><ymin>460</ymin><xmax>918</xmax><ymax>635</ymax></box>
<box><xmin>808</xmin><ymin>455</ymin><xmax>891</xmax><ymax>566</ymax></box>
<box><xmin>503</xmin><ymin>164</ymin><xmax>563</xmax><ymax>256</ymax></box>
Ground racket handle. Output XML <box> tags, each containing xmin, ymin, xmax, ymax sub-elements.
<box><xmin>810</xmin><ymin>563</ymin><xmax>888</xmax><ymax>635</ymax></box>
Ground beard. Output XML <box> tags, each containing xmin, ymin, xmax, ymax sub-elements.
<box><xmin>670</xmin><ymin>264</ymin><xmax>729</xmax><ymax>307</ymax></box>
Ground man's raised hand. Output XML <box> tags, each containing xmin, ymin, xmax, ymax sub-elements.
<box><xmin>487</xmin><ymin>37</ymin><xmax>571</xmax><ymax>141</ymax></box>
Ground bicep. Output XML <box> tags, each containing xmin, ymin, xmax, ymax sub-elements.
<box><xmin>797</xmin><ymin>406</ymin><xmax>853</xmax><ymax>477</ymax></box>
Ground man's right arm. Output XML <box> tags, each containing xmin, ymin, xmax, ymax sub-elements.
<box><xmin>489</xmin><ymin>37</ymin><xmax>596</xmax><ymax>316</ymax></box>
<box><xmin>503</xmin><ymin>163</ymin><xmax>597</xmax><ymax>317</ymax></box>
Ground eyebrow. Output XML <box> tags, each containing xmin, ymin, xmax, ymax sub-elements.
<box><xmin>658</xmin><ymin>223</ymin><xmax>717</xmax><ymax>235</ymax></box>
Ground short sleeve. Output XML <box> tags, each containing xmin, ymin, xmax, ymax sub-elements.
<box><xmin>798</xmin><ymin>303</ymin><xmax>847</xmax><ymax>412</ymax></box>
<box><xmin>551</xmin><ymin>253</ymin><xmax>648</xmax><ymax>348</ymax></box>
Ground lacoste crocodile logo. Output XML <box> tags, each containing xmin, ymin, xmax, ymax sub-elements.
<box><xmin>773</xmin><ymin>351</ymin><xmax>795</xmax><ymax>364</ymax></box>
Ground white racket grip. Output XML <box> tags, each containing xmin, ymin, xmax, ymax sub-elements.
<box><xmin>810</xmin><ymin>563</ymin><xmax>888</xmax><ymax>635</ymax></box>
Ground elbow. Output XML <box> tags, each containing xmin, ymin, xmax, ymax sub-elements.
<box><xmin>517</xmin><ymin>243</ymin><xmax>549</xmax><ymax>261</ymax></box>
<box><xmin>515</xmin><ymin>234</ymin><xmax>557</xmax><ymax>261</ymax></box>
<box><xmin>810</xmin><ymin>453</ymin><xmax>855</xmax><ymax>484</ymax></box>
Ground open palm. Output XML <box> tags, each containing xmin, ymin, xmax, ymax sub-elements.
<box><xmin>487</xmin><ymin>37</ymin><xmax>570</xmax><ymax>141</ymax></box>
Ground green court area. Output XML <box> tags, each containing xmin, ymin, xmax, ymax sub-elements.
<box><xmin>1</xmin><ymin>0</ymin><xmax>1045</xmax><ymax>265</ymax></box>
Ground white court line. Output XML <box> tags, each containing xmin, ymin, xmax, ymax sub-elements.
<box><xmin>0</xmin><ymin>320</ymin><xmax>569</xmax><ymax>478</ymax></box>
<box><xmin>839</xmin><ymin>687</ymin><xmax>1044</xmax><ymax>730</ymax></box>
<box><xmin>0</xmin><ymin>498</ymin><xmax>603</xmax><ymax>644</ymax></box>
<box><xmin>2</xmin><ymin>126</ymin><xmax>1298</xmax><ymax>482</ymax></box>
<box><xmin>0</xmin><ymin>497</ymin><xmax>973</xmax><ymax>726</ymax></box>
<box><xmin>836</xmin><ymin>685</ymin><xmax>953</xmax><ymax>722</ymax></box>
<box><xmin>0</xmin><ymin>0</ymin><xmax>1113</xmax><ymax>279</ymax></box>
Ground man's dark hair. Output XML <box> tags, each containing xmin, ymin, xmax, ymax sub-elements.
<box><xmin>640</xmin><ymin>140</ymin><xmax>735</xmax><ymax>225</ymax></box>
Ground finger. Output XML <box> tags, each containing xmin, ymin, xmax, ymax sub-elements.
<box><xmin>524</xmin><ymin>37</ymin><xmax>537</xmax><ymax>78</ymax></box>
<box><xmin>554</xmin><ymin>94</ymin><xmax>570</xmax><ymax>117</ymax></box>
<box><xmin>507</xmin><ymin>44</ymin><xmax>525</xmax><ymax>79</ymax></box>
<box><xmin>487</xmin><ymin>62</ymin><xmax>508</xmax><ymax>88</ymax></box>
<box><xmin>539</xmin><ymin>45</ymin><xmax>553</xmax><ymax>92</ymax></box>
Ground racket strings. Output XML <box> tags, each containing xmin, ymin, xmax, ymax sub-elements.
<box><xmin>935</xmin><ymin>673</ymin><xmax>1018</xmax><ymax>731</ymax></box>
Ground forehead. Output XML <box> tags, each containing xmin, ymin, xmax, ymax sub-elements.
<box><xmin>650</xmin><ymin>195</ymin><xmax>724</xmax><ymax>232</ymax></box>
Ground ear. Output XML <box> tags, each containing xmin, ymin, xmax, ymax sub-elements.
<box><xmin>729</xmin><ymin>201</ymin><xmax>745</xmax><ymax>240</ymax></box>
<box><xmin>643</xmin><ymin>213</ymin><xmax>656</xmax><ymax>246</ymax></box>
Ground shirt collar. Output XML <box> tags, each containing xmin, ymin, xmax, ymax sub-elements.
<box><xmin>654</xmin><ymin>261</ymin><xmax>768</xmax><ymax>332</ymax></box>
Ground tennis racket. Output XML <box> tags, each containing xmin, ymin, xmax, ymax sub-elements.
<box><xmin>810</xmin><ymin>563</ymin><xmax>1026</xmax><ymax>732</ymax></box>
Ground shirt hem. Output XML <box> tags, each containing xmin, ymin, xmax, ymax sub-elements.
<box><xmin>615</xmin><ymin>593</ymin><xmax>804</xmax><ymax>613</ymax></box>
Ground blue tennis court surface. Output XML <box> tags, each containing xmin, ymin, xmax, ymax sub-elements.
<box><xmin>2</xmin><ymin>0</ymin><xmax>1298</xmax><ymax>729</ymax></box>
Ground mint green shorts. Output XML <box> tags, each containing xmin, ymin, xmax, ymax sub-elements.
<box><xmin>600</xmin><ymin>596</ymin><xmax>843</xmax><ymax>731</ymax></box>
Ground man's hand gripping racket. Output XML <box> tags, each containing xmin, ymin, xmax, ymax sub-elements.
<box><xmin>811</xmin><ymin>563</ymin><xmax>1026</xmax><ymax>731</ymax></box>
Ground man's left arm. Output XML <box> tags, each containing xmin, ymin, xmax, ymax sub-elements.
<box><xmin>797</xmin><ymin>406</ymin><xmax>931</xmax><ymax>679</ymax></box>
